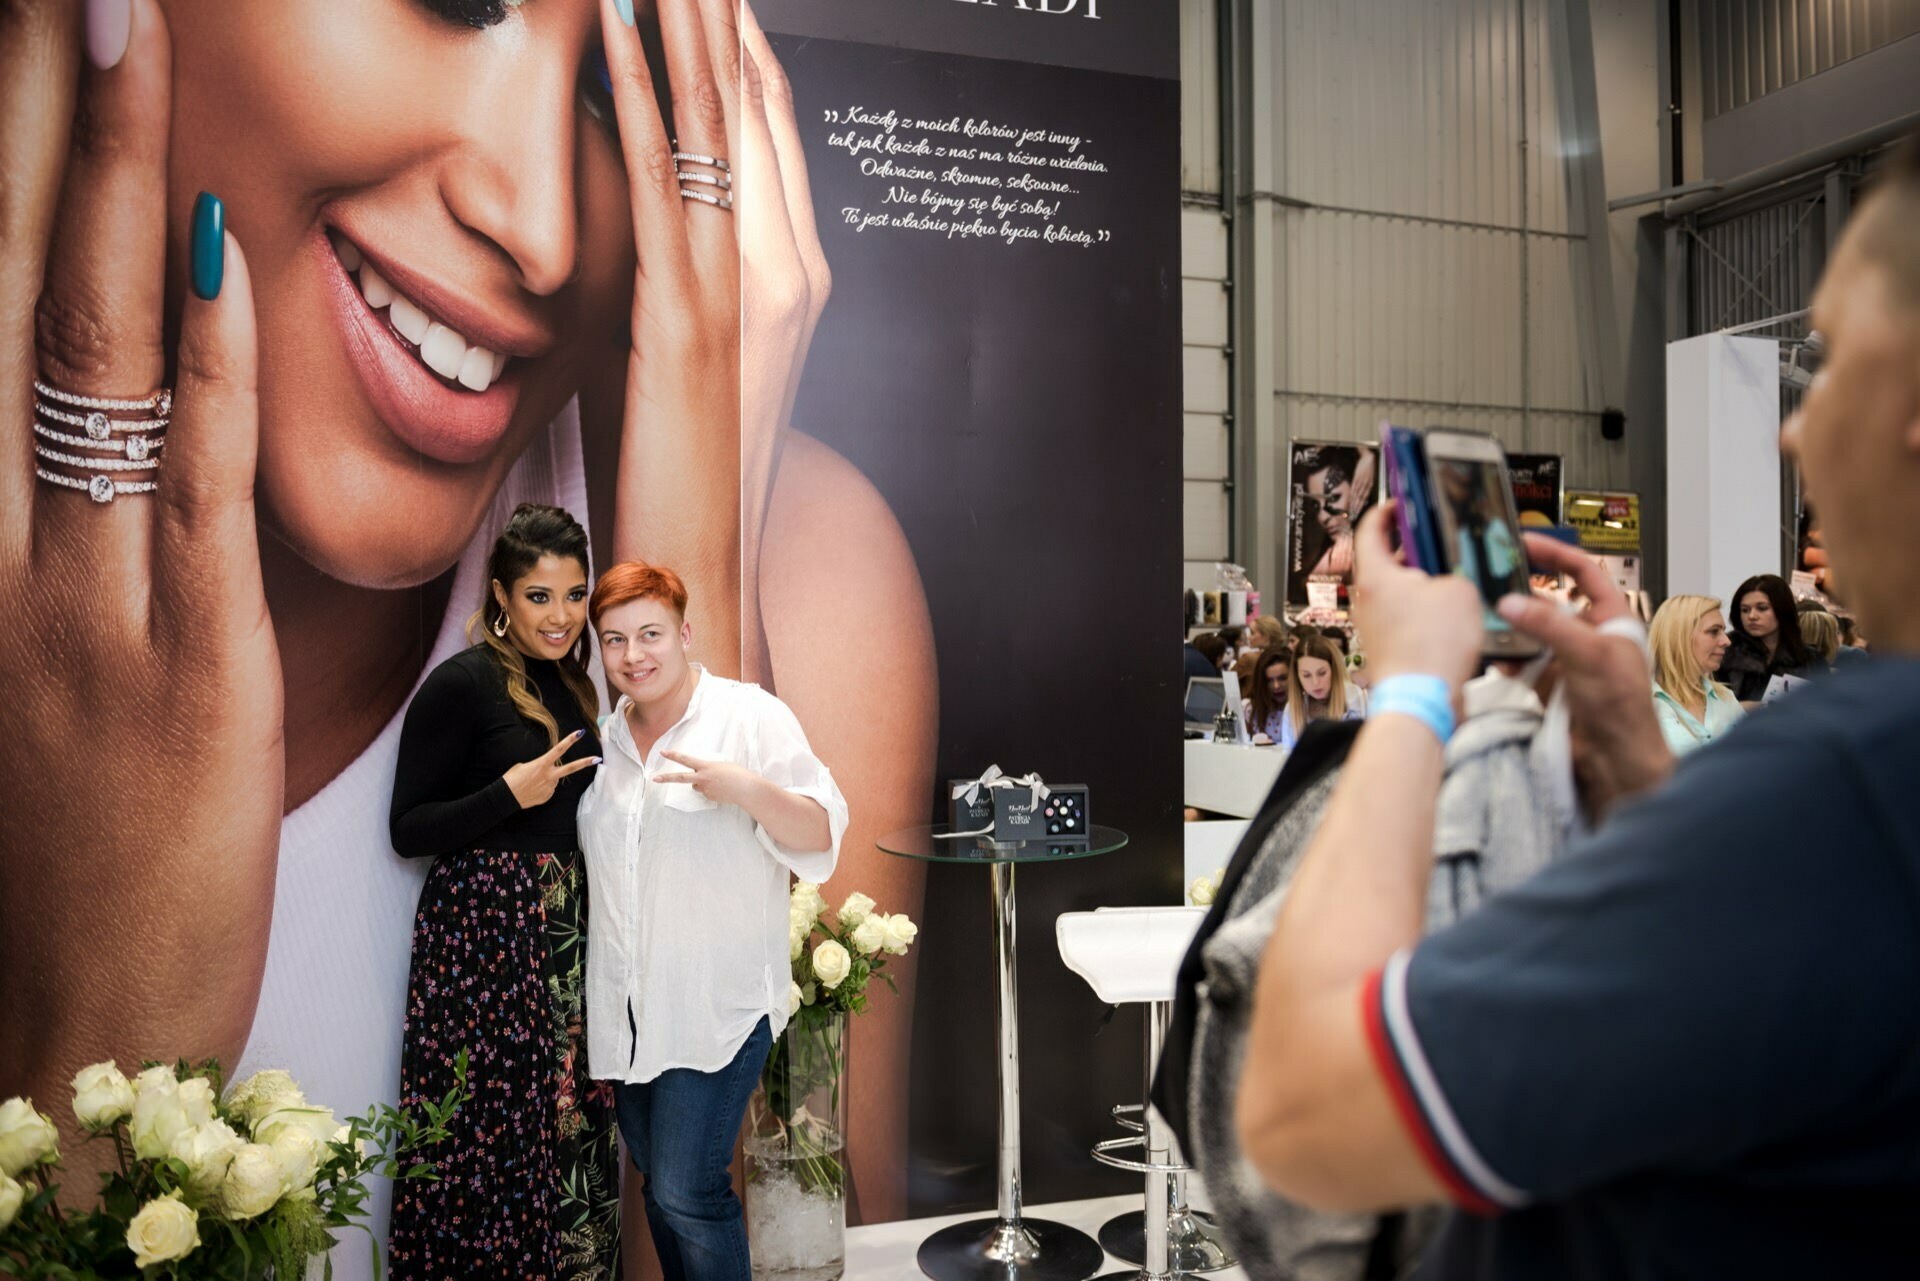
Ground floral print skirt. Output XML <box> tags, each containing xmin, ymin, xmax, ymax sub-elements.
<box><xmin>390</xmin><ymin>848</ymin><xmax>622</xmax><ymax>1280</ymax></box>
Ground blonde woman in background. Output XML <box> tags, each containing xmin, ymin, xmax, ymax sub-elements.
<box><xmin>1650</xmin><ymin>595</ymin><xmax>1745</xmax><ymax>755</ymax></box>
<box><xmin>1799</xmin><ymin>609</ymin><xmax>1842</xmax><ymax>670</ymax></box>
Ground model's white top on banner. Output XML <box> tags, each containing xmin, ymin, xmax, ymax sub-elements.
<box><xmin>578</xmin><ymin>672</ymin><xmax>847</xmax><ymax>1084</ymax></box>
<box><xmin>238</xmin><ymin>403</ymin><xmax>595</xmax><ymax>1281</ymax></box>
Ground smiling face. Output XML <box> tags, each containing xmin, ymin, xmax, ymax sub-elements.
<box><xmin>1692</xmin><ymin>608</ymin><xmax>1731</xmax><ymax>674</ymax></box>
<box><xmin>493</xmin><ymin>553</ymin><xmax>589</xmax><ymax>661</ymax></box>
<box><xmin>597</xmin><ymin>596</ymin><xmax>693</xmax><ymax>707</ymax></box>
<box><xmin>1739</xmin><ymin>591</ymin><xmax>1777</xmax><ymax>640</ymax></box>
<box><xmin>159</xmin><ymin>0</ymin><xmax>643</xmax><ymax>589</ymax></box>
<box><xmin>1295</xmin><ymin>656</ymin><xmax>1334</xmax><ymax>703</ymax></box>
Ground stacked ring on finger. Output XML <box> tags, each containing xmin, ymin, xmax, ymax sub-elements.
<box><xmin>674</xmin><ymin>150</ymin><xmax>734</xmax><ymax>212</ymax></box>
<box><xmin>31</xmin><ymin>376</ymin><xmax>173</xmax><ymax>503</ymax></box>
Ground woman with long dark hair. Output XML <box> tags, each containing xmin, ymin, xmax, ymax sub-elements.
<box><xmin>388</xmin><ymin>502</ymin><xmax>618</xmax><ymax>1278</ymax></box>
<box><xmin>1241</xmin><ymin>644</ymin><xmax>1291</xmax><ymax>743</ymax></box>
<box><xmin>1718</xmin><ymin>574</ymin><xmax>1814</xmax><ymax>704</ymax></box>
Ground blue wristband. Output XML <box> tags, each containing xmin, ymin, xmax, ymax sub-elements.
<box><xmin>1368</xmin><ymin>674</ymin><xmax>1457</xmax><ymax>746</ymax></box>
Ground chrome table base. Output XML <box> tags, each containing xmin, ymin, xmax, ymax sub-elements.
<box><xmin>918</xmin><ymin>1216</ymin><xmax>1108</xmax><ymax>1281</ymax></box>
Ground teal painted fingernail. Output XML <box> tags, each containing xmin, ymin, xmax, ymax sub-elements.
<box><xmin>615</xmin><ymin>0</ymin><xmax>634</xmax><ymax>26</ymax></box>
<box><xmin>191</xmin><ymin>192</ymin><xmax>224</xmax><ymax>301</ymax></box>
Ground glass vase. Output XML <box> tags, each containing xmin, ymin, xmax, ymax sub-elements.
<box><xmin>745</xmin><ymin>1006</ymin><xmax>849</xmax><ymax>1281</ymax></box>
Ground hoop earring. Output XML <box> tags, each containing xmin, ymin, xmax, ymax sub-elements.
<box><xmin>492</xmin><ymin>613</ymin><xmax>508</xmax><ymax>638</ymax></box>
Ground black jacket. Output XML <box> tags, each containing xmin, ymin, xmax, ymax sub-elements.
<box><xmin>1717</xmin><ymin>633</ymin><xmax>1814</xmax><ymax>703</ymax></box>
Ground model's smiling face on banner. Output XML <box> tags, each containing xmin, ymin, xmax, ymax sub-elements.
<box><xmin>160</xmin><ymin>0</ymin><xmax>641</xmax><ymax>588</ymax></box>
<box><xmin>597</xmin><ymin>596</ymin><xmax>693</xmax><ymax>704</ymax></box>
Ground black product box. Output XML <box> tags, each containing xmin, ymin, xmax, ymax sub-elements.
<box><xmin>996</xmin><ymin>784</ymin><xmax>1090</xmax><ymax>841</ymax></box>
<box><xmin>949</xmin><ymin>781</ymin><xmax>995</xmax><ymax>832</ymax></box>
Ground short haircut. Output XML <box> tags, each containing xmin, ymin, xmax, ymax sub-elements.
<box><xmin>589</xmin><ymin>561</ymin><xmax>689</xmax><ymax>626</ymax></box>
<box><xmin>1851</xmin><ymin>132</ymin><xmax>1920</xmax><ymax>312</ymax></box>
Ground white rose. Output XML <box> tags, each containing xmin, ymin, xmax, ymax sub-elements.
<box><xmin>0</xmin><ymin>1171</ymin><xmax>23</xmax><ymax>1233</ymax></box>
<box><xmin>253</xmin><ymin>1105</ymin><xmax>336</xmax><ymax>1149</ymax></box>
<box><xmin>0</xmin><ymin>1098</ymin><xmax>60</xmax><ymax>1177</ymax></box>
<box><xmin>71</xmin><ymin>1061</ymin><xmax>136</xmax><ymax>1132</ymax></box>
<box><xmin>811</xmin><ymin>940</ymin><xmax>852</xmax><ymax>990</ymax></box>
<box><xmin>176</xmin><ymin>1077</ymin><xmax>217</xmax><ymax>1131</ymax></box>
<box><xmin>837</xmin><ymin>892</ymin><xmax>877</xmax><ymax>929</ymax></box>
<box><xmin>169</xmin><ymin>1120</ymin><xmax>245</xmax><ymax>1198</ymax></box>
<box><xmin>270</xmin><ymin>1127</ymin><xmax>322</xmax><ymax>1195</ymax></box>
<box><xmin>132</xmin><ymin>1065</ymin><xmax>178</xmax><ymax>1099</ymax></box>
<box><xmin>879</xmin><ymin>913</ymin><xmax>919</xmax><ymax>956</ymax></box>
<box><xmin>331</xmin><ymin>1124</ymin><xmax>369</xmax><ymax>1160</ymax></box>
<box><xmin>791</xmin><ymin>881</ymin><xmax>826</xmax><ymax>920</ymax></box>
<box><xmin>220</xmin><ymin>1144</ymin><xmax>286</xmax><ymax>1220</ymax></box>
<box><xmin>128</xmin><ymin>1078</ymin><xmax>192</xmax><ymax>1162</ymax></box>
<box><xmin>225</xmin><ymin>1069</ymin><xmax>306</xmax><ymax>1130</ymax></box>
<box><xmin>788</xmin><ymin>981</ymin><xmax>803</xmax><ymax>1018</ymax></box>
<box><xmin>850</xmin><ymin>915</ymin><xmax>888</xmax><ymax>957</ymax></box>
<box><xmin>1188</xmin><ymin>876</ymin><xmax>1215</xmax><ymax>906</ymax></box>
<box><xmin>789</xmin><ymin>923</ymin><xmax>807</xmax><ymax>962</ymax></box>
<box><xmin>126</xmin><ymin>1192</ymin><xmax>201</xmax><ymax>1269</ymax></box>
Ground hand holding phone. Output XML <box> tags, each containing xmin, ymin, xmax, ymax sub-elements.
<box><xmin>1377</xmin><ymin>424</ymin><xmax>1541</xmax><ymax>660</ymax></box>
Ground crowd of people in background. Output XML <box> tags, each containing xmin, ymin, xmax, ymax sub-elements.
<box><xmin>1189</xmin><ymin>569</ymin><xmax>1869</xmax><ymax>766</ymax></box>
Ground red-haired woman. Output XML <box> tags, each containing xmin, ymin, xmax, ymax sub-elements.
<box><xmin>578</xmin><ymin>562</ymin><xmax>847</xmax><ymax>1281</ymax></box>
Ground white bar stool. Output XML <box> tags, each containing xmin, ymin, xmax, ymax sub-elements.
<box><xmin>1056</xmin><ymin>907</ymin><xmax>1235</xmax><ymax>1280</ymax></box>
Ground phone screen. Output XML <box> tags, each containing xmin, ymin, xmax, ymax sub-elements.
<box><xmin>1428</xmin><ymin>455</ymin><xmax>1532</xmax><ymax>635</ymax></box>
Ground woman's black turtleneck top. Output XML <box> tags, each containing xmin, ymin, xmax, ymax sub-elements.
<box><xmin>389</xmin><ymin>644</ymin><xmax>599</xmax><ymax>858</ymax></box>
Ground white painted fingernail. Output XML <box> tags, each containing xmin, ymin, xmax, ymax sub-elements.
<box><xmin>87</xmin><ymin>0</ymin><xmax>132</xmax><ymax>70</ymax></box>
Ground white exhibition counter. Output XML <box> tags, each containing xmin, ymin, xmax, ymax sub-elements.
<box><xmin>1183</xmin><ymin>739</ymin><xmax>1285</xmax><ymax>819</ymax></box>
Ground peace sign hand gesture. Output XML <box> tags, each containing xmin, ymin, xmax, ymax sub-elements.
<box><xmin>653</xmin><ymin>750</ymin><xmax>764</xmax><ymax>810</ymax></box>
<box><xmin>503</xmin><ymin>729</ymin><xmax>601</xmax><ymax>810</ymax></box>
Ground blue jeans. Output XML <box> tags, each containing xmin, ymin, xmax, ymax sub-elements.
<box><xmin>615</xmin><ymin>1017</ymin><xmax>773</xmax><ymax>1281</ymax></box>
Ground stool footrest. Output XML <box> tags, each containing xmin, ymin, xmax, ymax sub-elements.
<box><xmin>1110</xmin><ymin>1104</ymin><xmax>1145</xmax><ymax>1134</ymax></box>
<box><xmin>1091</xmin><ymin>1134</ymin><xmax>1190</xmax><ymax>1176</ymax></box>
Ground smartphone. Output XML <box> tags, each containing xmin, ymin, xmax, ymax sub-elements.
<box><xmin>1422</xmin><ymin>429</ymin><xmax>1542</xmax><ymax>660</ymax></box>
<box><xmin>1379</xmin><ymin>424</ymin><xmax>1443</xmax><ymax>573</ymax></box>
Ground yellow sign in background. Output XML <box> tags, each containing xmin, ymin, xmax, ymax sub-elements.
<box><xmin>1564</xmin><ymin>490</ymin><xmax>1642</xmax><ymax>552</ymax></box>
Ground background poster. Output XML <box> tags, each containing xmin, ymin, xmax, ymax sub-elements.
<box><xmin>1285</xmin><ymin>440</ymin><xmax>1379</xmax><ymax>616</ymax></box>
<box><xmin>1507</xmin><ymin>453</ymin><xmax>1564</xmax><ymax>529</ymax></box>
<box><xmin>1566</xmin><ymin>489</ymin><xmax>1643</xmax><ymax>553</ymax></box>
<box><xmin>763</xmin><ymin>0</ymin><xmax>1183</xmax><ymax>1216</ymax></box>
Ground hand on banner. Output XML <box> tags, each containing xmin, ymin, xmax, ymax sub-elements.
<box><xmin>0</xmin><ymin>0</ymin><xmax>283</xmax><ymax>1133</ymax></box>
<box><xmin>1498</xmin><ymin>535</ymin><xmax>1674</xmax><ymax>821</ymax></box>
<box><xmin>595</xmin><ymin>0</ymin><xmax>832</xmax><ymax>683</ymax></box>
<box><xmin>503</xmin><ymin>730</ymin><xmax>601</xmax><ymax>810</ymax></box>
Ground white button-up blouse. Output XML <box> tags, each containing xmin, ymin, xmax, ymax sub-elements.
<box><xmin>577</xmin><ymin>668</ymin><xmax>848</xmax><ymax>1084</ymax></box>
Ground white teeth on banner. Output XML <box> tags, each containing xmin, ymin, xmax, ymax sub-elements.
<box><xmin>420</xmin><ymin>323</ymin><xmax>467</xmax><ymax>380</ymax></box>
<box><xmin>335</xmin><ymin>233</ymin><xmax>508</xmax><ymax>392</ymax></box>
<box><xmin>457</xmin><ymin>345</ymin><xmax>496</xmax><ymax>393</ymax></box>
<box><xmin>358</xmin><ymin>262</ymin><xmax>394</xmax><ymax>309</ymax></box>
<box><xmin>389</xmin><ymin>296</ymin><xmax>431</xmax><ymax>346</ymax></box>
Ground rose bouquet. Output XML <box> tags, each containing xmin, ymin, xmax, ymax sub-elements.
<box><xmin>752</xmin><ymin>884</ymin><xmax>919</xmax><ymax>1198</ymax></box>
<box><xmin>0</xmin><ymin>1055</ymin><xmax>464</xmax><ymax>1279</ymax></box>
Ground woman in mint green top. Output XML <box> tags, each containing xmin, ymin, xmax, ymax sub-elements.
<box><xmin>1649</xmin><ymin>595</ymin><xmax>1746</xmax><ymax>755</ymax></box>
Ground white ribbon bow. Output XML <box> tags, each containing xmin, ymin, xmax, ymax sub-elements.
<box><xmin>944</xmin><ymin>766</ymin><xmax>1052</xmax><ymax>839</ymax></box>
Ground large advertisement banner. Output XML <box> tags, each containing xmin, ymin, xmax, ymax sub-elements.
<box><xmin>763</xmin><ymin>0</ymin><xmax>1183</xmax><ymax>1218</ymax></box>
<box><xmin>0</xmin><ymin>0</ymin><xmax>1178</xmax><ymax>1274</ymax></box>
<box><xmin>1285</xmin><ymin>440</ymin><xmax>1380</xmax><ymax>617</ymax></box>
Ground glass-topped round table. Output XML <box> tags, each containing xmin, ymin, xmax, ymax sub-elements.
<box><xmin>879</xmin><ymin>824</ymin><xmax>1129</xmax><ymax>1281</ymax></box>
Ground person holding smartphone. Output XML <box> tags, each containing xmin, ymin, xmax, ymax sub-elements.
<box><xmin>1232</xmin><ymin>133</ymin><xmax>1920</xmax><ymax>1279</ymax></box>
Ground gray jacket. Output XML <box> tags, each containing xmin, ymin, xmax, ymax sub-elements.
<box><xmin>1187</xmin><ymin>674</ymin><xmax>1568</xmax><ymax>1281</ymax></box>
